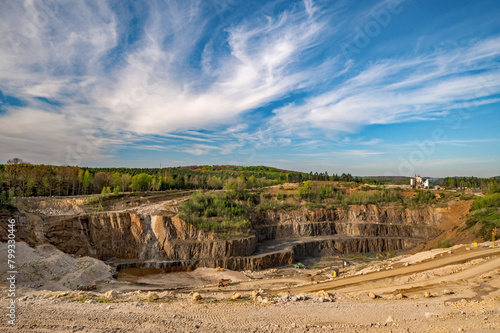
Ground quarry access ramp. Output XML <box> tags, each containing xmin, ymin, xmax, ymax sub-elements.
<box><xmin>283</xmin><ymin>246</ymin><xmax>500</xmax><ymax>294</ymax></box>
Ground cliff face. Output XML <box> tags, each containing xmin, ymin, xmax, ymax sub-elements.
<box><xmin>253</xmin><ymin>206</ymin><xmax>442</xmax><ymax>241</ymax></box>
<box><xmin>7</xmin><ymin>204</ymin><xmax>449</xmax><ymax>270</ymax></box>
<box><xmin>256</xmin><ymin>205</ymin><xmax>445</xmax><ymax>228</ymax></box>
<box><xmin>33</xmin><ymin>213</ymin><xmax>258</xmax><ymax>262</ymax></box>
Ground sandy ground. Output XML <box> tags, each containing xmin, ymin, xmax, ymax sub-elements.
<box><xmin>1</xmin><ymin>242</ymin><xmax>499</xmax><ymax>332</ymax></box>
<box><xmin>2</xmin><ymin>294</ymin><xmax>499</xmax><ymax>332</ymax></box>
<box><xmin>114</xmin><ymin>267</ymin><xmax>249</xmax><ymax>292</ymax></box>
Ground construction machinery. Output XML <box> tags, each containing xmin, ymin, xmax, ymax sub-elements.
<box><xmin>217</xmin><ymin>279</ymin><xmax>232</xmax><ymax>287</ymax></box>
<box><xmin>216</xmin><ymin>267</ymin><xmax>224</xmax><ymax>271</ymax></box>
<box><xmin>76</xmin><ymin>284</ymin><xmax>96</xmax><ymax>291</ymax></box>
<box><xmin>294</xmin><ymin>262</ymin><xmax>306</xmax><ymax>269</ymax></box>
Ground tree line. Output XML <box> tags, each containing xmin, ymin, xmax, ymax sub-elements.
<box><xmin>441</xmin><ymin>176</ymin><xmax>499</xmax><ymax>194</ymax></box>
<box><xmin>0</xmin><ymin>159</ymin><xmax>311</xmax><ymax>201</ymax></box>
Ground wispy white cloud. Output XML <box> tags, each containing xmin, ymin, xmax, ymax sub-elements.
<box><xmin>389</xmin><ymin>138</ymin><xmax>500</xmax><ymax>148</ymax></box>
<box><xmin>0</xmin><ymin>0</ymin><xmax>330</xmax><ymax>163</ymax></box>
<box><xmin>161</xmin><ymin>134</ymin><xmax>213</xmax><ymax>143</ymax></box>
<box><xmin>297</xmin><ymin>149</ymin><xmax>384</xmax><ymax>157</ymax></box>
<box><xmin>270</xmin><ymin>37</ymin><xmax>500</xmax><ymax>136</ymax></box>
<box><xmin>224</xmin><ymin>124</ymin><xmax>249</xmax><ymax>134</ymax></box>
<box><xmin>359</xmin><ymin>138</ymin><xmax>383</xmax><ymax>145</ymax></box>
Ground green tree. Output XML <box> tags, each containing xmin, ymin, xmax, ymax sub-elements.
<box><xmin>130</xmin><ymin>173</ymin><xmax>153</xmax><ymax>191</ymax></box>
<box><xmin>121</xmin><ymin>173</ymin><xmax>132</xmax><ymax>192</ymax></box>
<box><xmin>0</xmin><ymin>190</ymin><xmax>8</xmax><ymax>206</ymax></box>
<box><xmin>101</xmin><ymin>186</ymin><xmax>111</xmax><ymax>195</ymax></box>
<box><xmin>111</xmin><ymin>172</ymin><xmax>122</xmax><ymax>188</ymax></box>
<box><xmin>83</xmin><ymin>170</ymin><xmax>92</xmax><ymax>194</ymax></box>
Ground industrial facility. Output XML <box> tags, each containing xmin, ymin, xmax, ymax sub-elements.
<box><xmin>410</xmin><ymin>174</ymin><xmax>429</xmax><ymax>189</ymax></box>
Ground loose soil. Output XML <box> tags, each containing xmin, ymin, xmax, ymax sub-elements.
<box><xmin>1</xmin><ymin>242</ymin><xmax>499</xmax><ymax>332</ymax></box>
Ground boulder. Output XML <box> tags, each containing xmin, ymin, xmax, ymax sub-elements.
<box><xmin>395</xmin><ymin>293</ymin><xmax>405</xmax><ymax>299</ymax></box>
<box><xmin>104</xmin><ymin>290</ymin><xmax>118</xmax><ymax>299</ymax></box>
<box><xmin>316</xmin><ymin>290</ymin><xmax>331</xmax><ymax>298</ymax></box>
<box><xmin>147</xmin><ymin>292</ymin><xmax>159</xmax><ymax>301</ymax></box>
<box><xmin>261</xmin><ymin>297</ymin><xmax>274</xmax><ymax>304</ymax></box>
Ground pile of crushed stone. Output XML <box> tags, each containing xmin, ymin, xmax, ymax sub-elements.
<box><xmin>0</xmin><ymin>241</ymin><xmax>114</xmax><ymax>291</ymax></box>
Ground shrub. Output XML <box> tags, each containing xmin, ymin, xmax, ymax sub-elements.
<box><xmin>437</xmin><ymin>239</ymin><xmax>454</xmax><ymax>248</ymax></box>
<box><xmin>101</xmin><ymin>186</ymin><xmax>112</xmax><ymax>195</ymax></box>
<box><xmin>180</xmin><ymin>191</ymin><xmax>251</xmax><ymax>235</ymax></box>
<box><xmin>297</xmin><ymin>182</ymin><xmax>337</xmax><ymax>202</ymax></box>
<box><xmin>411</xmin><ymin>190</ymin><xmax>436</xmax><ymax>204</ymax></box>
<box><xmin>257</xmin><ymin>199</ymin><xmax>298</xmax><ymax>211</ymax></box>
<box><xmin>341</xmin><ymin>190</ymin><xmax>402</xmax><ymax>205</ymax></box>
<box><xmin>298</xmin><ymin>180</ymin><xmax>316</xmax><ymax>201</ymax></box>
<box><xmin>471</xmin><ymin>193</ymin><xmax>500</xmax><ymax>210</ymax></box>
<box><xmin>464</xmin><ymin>193</ymin><xmax>500</xmax><ymax>241</ymax></box>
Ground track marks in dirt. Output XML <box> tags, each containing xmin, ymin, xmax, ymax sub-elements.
<box><xmin>284</xmin><ymin>247</ymin><xmax>500</xmax><ymax>294</ymax></box>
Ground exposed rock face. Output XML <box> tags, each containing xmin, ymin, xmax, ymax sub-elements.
<box><xmin>254</xmin><ymin>220</ymin><xmax>440</xmax><ymax>242</ymax></box>
<box><xmin>253</xmin><ymin>206</ymin><xmax>444</xmax><ymax>241</ymax></box>
<box><xmin>5</xmin><ymin>203</ymin><xmax>449</xmax><ymax>270</ymax></box>
<box><xmin>34</xmin><ymin>213</ymin><xmax>258</xmax><ymax>262</ymax></box>
<box><xmin>0</xmin><ymin>211</ymin><xmax>39</xmax><ymax>245</ymax></box>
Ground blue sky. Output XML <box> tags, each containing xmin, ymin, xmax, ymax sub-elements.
<box><xmin>0</xmin><ymin>0</ymin><xmax>499</xmax><ymax>177</ymax></box>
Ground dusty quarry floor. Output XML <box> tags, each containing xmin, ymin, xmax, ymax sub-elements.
<box><xmin>1</xmin><ymin>242</ymin><xmax>500</xmax><ymax>332</ymax></box>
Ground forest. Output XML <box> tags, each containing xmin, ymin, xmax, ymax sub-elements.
<box><xmin>1</xmin><ymin>158</ymin><xmax>358</xmax><ymax>203</ymax></box>
<box><xmin>1</xmin><ymin>157</ymin><xmax>498</xmax><ymax>206</ymax></box>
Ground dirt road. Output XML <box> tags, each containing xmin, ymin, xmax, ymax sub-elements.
<box><xmin>286</xmin><ymin>246</ymin><xmax>500</xmax><ymax>294</ymax></box>
<box><xmin>2</xmin><ymin>245</ymin><xmax>500</xmax><ymax>332</ymax></box>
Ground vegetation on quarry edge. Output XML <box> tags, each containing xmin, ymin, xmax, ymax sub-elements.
<box><xmin>464</xmin><ymin>193</ymin><xmax>500</xmax><ymax>241</ymax></box>
<box><xmin>179</xmin><ymin>180</ymin><xmax>499</xmax><ymax>240</ymax></box>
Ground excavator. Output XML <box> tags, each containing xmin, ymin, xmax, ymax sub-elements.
<box><xmin>76</xmin><ymin>284</ymin><xmax>96</xmax><ymax>291</ymax></box>
<box><xmin>217</xmin><ymin>279</ymin><xmax>232</xmax><ymax>287</ymax></box>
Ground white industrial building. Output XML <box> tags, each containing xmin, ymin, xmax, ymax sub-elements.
<box><xmin>410</xmin><ymin>174</ymin><xmax>429</xmax><ymax>189</ymax></box>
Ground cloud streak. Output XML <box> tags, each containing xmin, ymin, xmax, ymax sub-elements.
<box><xmin>270</xmin><ymin>37</ymin><xmax>500</xmax><ymax>136</ymax></box>
<box><xmin>0</xmin><ymin>0</ymin><xmax>333</xmax><ymax>163</ymax></box>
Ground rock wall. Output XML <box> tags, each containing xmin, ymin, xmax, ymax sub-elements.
<box><xmin>0</xmin><ymin>211</ymin><xmax>40</xmax><ymax>245</ymax></box>
<box><xmin>255</xmin><ymin>205</ymin><xmax>445</xmax><ymax>228</ymax></box>
<box><xmin>253</xmin><ymin>206</ymin><xmax>443</xmax><ymax>241</ymax></box>
<box><xmin>5</xmin><ymin>203</ymin><xmax>448</xmax><ymax>270</ymax></box>
<box><xmin>254</xmin><ymin>221</ymin><xmax>441</xmax><ymax>241</ymax></box>
<box><xmin>109</xmin><ymin>236</ymin><xmax>417</xmax><ymax>271</ymax></box>
<box><xmin>23</xmin><ymin>212</ymin><xmax>258</xmax><ymax>262</ymax></box>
